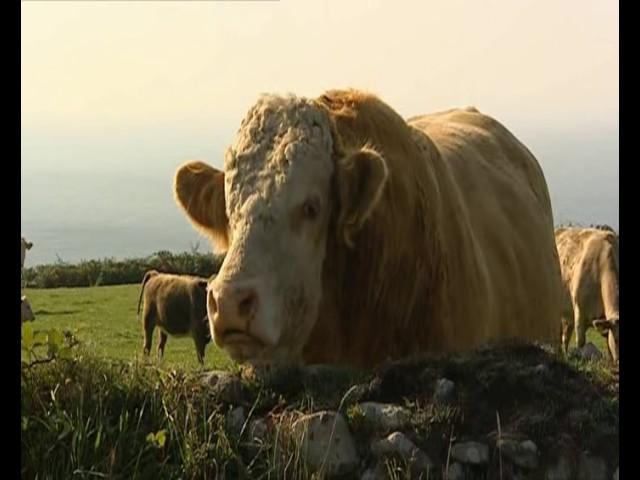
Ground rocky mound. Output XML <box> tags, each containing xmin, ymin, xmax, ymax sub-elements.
<box><xmin>199</xmin><ymin>342</ymin><xmax>619</xmax><ymax>479</ymax></box>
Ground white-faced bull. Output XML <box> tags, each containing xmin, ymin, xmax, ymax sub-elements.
<box><xmin>173</xmin><ymin>89</ymin><xmax>563</xmax><ymax>368</ymax></box>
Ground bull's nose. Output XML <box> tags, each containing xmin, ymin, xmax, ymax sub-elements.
<box><xmin>208</xmin><ymin>285</ymin><xmax>259</xmax><ymax>340</ymax></box>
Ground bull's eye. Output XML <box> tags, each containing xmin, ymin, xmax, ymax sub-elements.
<box><xmin>302</xmin><ymin>198</ymin><xmax>320</xmax><ymax>221</ymax></box>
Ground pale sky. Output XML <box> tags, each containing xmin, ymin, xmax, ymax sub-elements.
<box><xmin>22</xmin><ymin>0</ymin><xmax>618</xmax><ymax>130</ymax></box>
<box><xmin>21</xmin><ymin>0</ymin><xmax>619</xmax><ymax>252</ymax></box>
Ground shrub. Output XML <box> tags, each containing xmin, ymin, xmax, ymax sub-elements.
<box><xmin>23</xmin><ymin>251</ymin><xmax>226</xmax><ymax>289</ymax></box>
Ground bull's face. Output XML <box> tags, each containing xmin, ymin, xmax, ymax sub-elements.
<box><xmin>593</xmin><ymin>318</ymin><xmax>619</xmax><ymax>364</ymax></box>
<box><xmin>174</xmin><ymin>94</ymin><xmax>388</xmax><ymax>365</ymax></box>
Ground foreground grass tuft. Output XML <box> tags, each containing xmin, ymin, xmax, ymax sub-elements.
<box><xmin>22</xmin><ymin>341</ymin><xmax>619</xmax><ymax>479</ymax></box>
<box><xmin>23</xmin><ymin>355</ymin><xmax>239</xmax><ymax>479</ymax></box>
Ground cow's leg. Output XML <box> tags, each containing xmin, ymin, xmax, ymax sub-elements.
<box><xmin>143</xmin><ymin>310</ymin><xmax>154</xmax><ymax>357</ymax></box>
<box><xmin>561</xmin><ymin>315</ymin><xmax>574</xmax><ymax>355</ymax></box>
<box><xmin>157</xmin><ymin>331</ymin><xmax>168</xmax><ymax>359</ymax></box>
<box><xmin>573</xmin><ymin>304</ymin><xmax>587</xmax><ymax>349</ymax></box>
<box><xmin>193</xmin><ymin>332</ymin><xmax>206</xmax><ymax>366</ymax></box>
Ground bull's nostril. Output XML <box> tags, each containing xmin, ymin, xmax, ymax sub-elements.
<box><xmin>237</xmin><ymin>290</ymin><xmax>257</xmax><ymax>318</ymax></box>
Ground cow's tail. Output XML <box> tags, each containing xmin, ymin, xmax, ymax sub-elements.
<box><xmin>137</xmin><ymin>270</ymin><xmax>159</xmax><ymax>319</ymax></box>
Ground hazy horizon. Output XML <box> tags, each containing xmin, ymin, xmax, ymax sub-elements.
<box><xmin>21</xmin><ymin>0</ymin><xmax>618</xmax><ymax>266</ymax></box>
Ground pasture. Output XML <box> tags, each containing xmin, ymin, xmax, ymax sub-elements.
<box><xmin>21</xmin><ymin>284</ymin><xmax>618</xmax><ymax>479</ymax></box>
<box><xmin>23</xmin><ymin>283</ymin><xmax>609</xmax><ymax>367</ymax></box>
<box><xmin>22</xmin><ymin>284</ymin><xmax>233</xmax><ymax>371</ymax></box>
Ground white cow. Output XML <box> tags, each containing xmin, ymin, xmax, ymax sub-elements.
<box><xmin>21</xmin><ymin>295</ymin><xmax>35</xmax><ymax>323</ymax></box>
<box><xmin>21</xmin><ymin>237</ymin><xmax>33</xmax><ymax>270</ymax></box>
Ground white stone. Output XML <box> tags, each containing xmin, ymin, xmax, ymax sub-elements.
<box><xmin>545</xmin><ymin>455</ymin><xmax>573</xmax><ymax>480</ymax></box>
<box><xmin>371</xmin><ymin>432</ymin><xmax>433</xmax><ymax>473</ymax></box>
<box><xmin>451</xmin><ymin>441</ymin><xmax>490</xmax><ymax>466</ymax></box>
<box><xmin>577</xmin><ymin>452</ymin><xmax>607</xmax><ymax>480</ymax></box>
<box><xmin>498</xmin><ymin>438</ymin><xmax>539</xmax><ymax>470</ymax></box>
<box><xmin>359</xmin><ymin>402</ymin><xmax>411</xmax><ymax>431</ymax></box>
<box><xmin>225</xmin><ymin>406</ymin><xmax>245</xmax><ymax>436</ymax></box>
<box><xmin>360</xmin><ymin>463</ymin><xmax>388</xmax><ymax>480</ymax></box>
<box><xmin>291</xmin><ymin>410</ymin><xmax>359</xmax><ymax>476</ymax></box>
<box><xmin>447</xmin><ymin>461</ymin><xmax>466</xmax><ymax>480</ymax></box>
<box><xmin>433</xmin><ymin>378</ymin><xmax>456</xmax><ymax>405</ymax></box>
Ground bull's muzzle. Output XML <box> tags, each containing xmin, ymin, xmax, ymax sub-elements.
<box><xmin>208</xmin><ymin>283</ymin><xmax>260</xmax><ymax>347</ymax></box>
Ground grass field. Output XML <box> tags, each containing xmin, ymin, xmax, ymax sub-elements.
<box><xmin>23</xmin><ymin>284</ymin><xmax>233</xmax><ymax>371</ymax></box>
<box><xmin>23</xmin><ymin>283</ymin><xmax>608</xmax><ymax>369</ymax></box>
<box><xmin>21</xmin><ymin>284</ymin><xmax>616</xmax><ymax>478</ymax></box>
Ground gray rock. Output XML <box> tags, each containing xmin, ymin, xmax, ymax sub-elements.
<box><xmin>580</xmin><ymin>343</ymin><xmax>604</xmax><ymax>361</ymax></box>
<box><xmin>247</xmin><ymin>418</ymin><xmax>268</xmax><ymax>442</ymax></box>
<box><xmin>433</xmin><ymin>378</ymin><xmax>456</xmax><ymax>406</ymax></box>
<box><xmin>209</xmin><ymin>373</ymin><xmax>248</xmax><ymax>405</ymax></box>
<box><xmin>534</xmin><ymin>363</ymin><xmax>550</xmax><ymax>374</ymax></box>
<box><xmin>359</xmin><ymin>402</ymin><xmax>411</xmax><ymax>432</ymax></box>
<box><xmin>498</xmin><ymin>438</ymin><xmax>539</xmax><ymax>470</ymax></box>
<box><xmin>201</xmin><ymin>370</ymin><xmax>229</xmax><ymax>386</ymax></box>
<box><xmin>371</xmin><ymin>432</ymin><xmax>434</xmax><ymax>474</ymax></box>
<box><xmin>244</xmin><ymin>417</ymin><xmax>269</xmax><ymax>458</ymax></box>
<box><xmin>545</xmin><ymin>455</ymin><xmax>574</xmax><ymax>480</ymax></box>
<box><xmin>342</xmin><ymin>383</ymin><xmax>370</xmax><ymax>406</ymax></box>
<box><xmin>291</xmin><ymin>410</ymin><xmax>359</xmax><ymax>476</ymax></box>
<box><xmin>447</xmin><ymin>461</ymin><xmax>466</xmax><ymax>480</ymax></box>
<box><xmin>451</xmin><ymin>441</ymin><xmax>490</xmax><ymax>466</ymax></box>
<box><xmin>360</xmin><ymin>463</ymin><xmax>388</xmax><ymax>480</ymax></box>
<box><xmin>577</xmin><ymin>452</ymin><xmax>607</xmax><ymax>480</ymax></box>
<box><xmin>568</xmin><ymin>409</ymin><xmax>590</xmax><ymax>429</ymax></box>
<box><xmin>225</xmin><ymin>406</ymin><xmax>245</xmax><ymax>436</ymax></box>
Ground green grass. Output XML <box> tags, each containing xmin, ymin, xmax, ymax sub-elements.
<box><xmin>23</xmin><ymin>284</ymin><xmax>233</xmax><ymax>371</ymax></box>
<box><xmin>21</xmin><ymin>284</ymin><xmax>617</xmax><ymax>478</ymax></box>
<box><xmin>567</xmin><ymin>324</ymin><xmax>608</xmax><ymax>354</ymax></box>
<box><xmin>24</xmin><ymin>283</ymin><xmax>610</xmax><ymax>369</ymax></box>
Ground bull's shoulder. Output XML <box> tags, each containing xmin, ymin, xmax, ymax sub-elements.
<box><xmin>406</xmin><ymin>106</ymin><xmax>501</xmax><ymax>133</ymax></box>
<box><xmin>568</xmin><ymin>227</ymin><xmax>616</xmax><ymax>247</ymax></box>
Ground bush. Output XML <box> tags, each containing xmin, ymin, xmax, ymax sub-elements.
<box><xmin>23</xmin><ymin>251</ymin><xmax>226</xmax><ymax>289</ymax></box>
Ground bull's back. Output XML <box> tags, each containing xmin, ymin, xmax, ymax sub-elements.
<box><xmin>144</xmin><ymin>276</ymin><xmax>202</xmax><ymax>336</ymax></box>
<box><xmin>409</xmin><ymin>109</ymin><xmax>562</xmax><ymax>347</ymax></box>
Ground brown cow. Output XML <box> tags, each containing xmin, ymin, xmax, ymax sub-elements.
<box><xmin>173</xmin><ymin>89</ymin><xmax>562</xmax><ymax>368</ymax></box>
<box><xmin>137</xmin><ymin>270</ymin><xmax>211</xmax><ymax>364</ymax></box>
<box><xmin>556</xmin><ymin>227</ymin><xmax>619</xmax><ymax>362</ymax></box>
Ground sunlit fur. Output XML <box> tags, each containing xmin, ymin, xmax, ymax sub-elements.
<box><xmin>175</xmin><ymin>88</ymin><xmax>563</xmax><ymax>368</ymax></box>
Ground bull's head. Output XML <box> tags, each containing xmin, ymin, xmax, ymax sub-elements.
<box><xmin>174</xmin><ymin>94</ymin><xmax>388</xmax><ymax>364</ymax></box>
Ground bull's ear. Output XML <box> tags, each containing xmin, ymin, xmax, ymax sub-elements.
<box><xmin>336</xmin><ymin>146</ymin><xmax>388</xmax><ymax>247</ymax></box>
<box><xmin>592</xmin><ymin>319</ymin><xmax>612</xmax><ymax>337</ymax></box>
<box><xmin>174</xmin><ymin>161</ymin><xmax>229</xmax><ymax>252</ymax></box>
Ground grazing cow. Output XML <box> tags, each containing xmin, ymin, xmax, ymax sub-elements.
<box><xmin>556</xmin><ymin>227</ymin><xmax>619</xmax><ymax>362</ymax></box>
<box><xmin>21</xmin><ymin>237</ymin><xmax>33</xmax><ymax>270</ymax></box>
<box><xmin>137</xmin><ymin>270</ymin><xmax>211</xmax><ymax>364</ymax></box>
<box><xmin>21</xmin><ymin>295</ymin><xmax>35</xmax><ymax>323</ymax></box>
<box><xmin>173</xmin><ymin>89</ymin><xmax>562</xmax><ymax>368</ymax></box>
